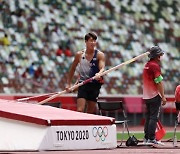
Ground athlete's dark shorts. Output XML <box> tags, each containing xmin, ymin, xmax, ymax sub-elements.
<box><xmin>77</xmin><ymin>82</ymin><xmax>102</xmax><ymax>102</ymax></box>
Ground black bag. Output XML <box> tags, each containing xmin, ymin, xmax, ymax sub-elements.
<box><xmin>126</xmin><ymin>135</ymin><xmax>138</xmax><ymax>146</ymax></box>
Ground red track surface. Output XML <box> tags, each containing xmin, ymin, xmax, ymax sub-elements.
<box><xmin>0</xmin><ymin>139</ymin><xmax>179</xmax><ymax>154</ymax></box>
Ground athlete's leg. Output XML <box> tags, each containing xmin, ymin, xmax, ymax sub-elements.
<box><xmin>77</xmin><ymin>98</ymin><xmax>86</xmax><ymax>112</ymax></box>
<box><xmin>86</xmin><ymin>100</ymin><xmax>96</xmax><ymax>114</ymax></box>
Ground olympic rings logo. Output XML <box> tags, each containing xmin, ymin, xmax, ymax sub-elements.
<box><xmin>92</xmin><ymin>126</ymin><xmax>108</xmax><ymax>142</ymax></box>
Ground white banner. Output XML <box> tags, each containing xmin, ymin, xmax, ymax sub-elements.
<box><xmin>39</xmin><ymin>124</ymin><xmax>117</xmax><ymax>150</ymax></box>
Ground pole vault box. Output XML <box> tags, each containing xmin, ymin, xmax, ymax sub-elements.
<box><xmin>0</xmin><ymin>99</ymin><xmax>117</xmax><ymax>151</ymax></box>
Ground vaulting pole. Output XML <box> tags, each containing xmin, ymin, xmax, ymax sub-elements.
<box><xmin>37</xmin><ymin>52</ymin><xmax>149</xmax><ymax>105</ymax></box>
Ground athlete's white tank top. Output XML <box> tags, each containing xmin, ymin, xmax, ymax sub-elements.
<box><xmin>77</xmin><ymin>49</ymin><xmax>99</xmax><ymax>82</ymax></box>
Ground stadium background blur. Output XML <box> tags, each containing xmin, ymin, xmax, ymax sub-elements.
<box><xmin>0</xmin><ymin>0</ymin><xmax>179</xmax><ymax>125</ymax></box>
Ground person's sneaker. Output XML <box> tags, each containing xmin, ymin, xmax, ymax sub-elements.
<box><xmin>146</xmin><ymin>139</ymin><xmax>165</xmax><ymax>146</ymax></box>
<box><xmin>156</xmin><ymin>140</ymin><xmax>165</xmax><ymax>146</ymax></box>
<box><xmin>146</xmin><ymin>139</ymin><xmax>158</xmax><ymax>145</ymax></box>
<box><xmin>143</xmin><ymin>138</ymin><xmax>148</xmax><ymax>145</ymax></box>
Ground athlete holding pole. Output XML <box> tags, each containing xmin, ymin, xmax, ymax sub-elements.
<box><xmin>66</xmin><ymin>32</ymin><xmax>105</xmax><ymax>114</ymax></box>
<box><xmin>18</xmin><ymin>34</ymin><xmax>150</xmax><ymax>105</ymax></box>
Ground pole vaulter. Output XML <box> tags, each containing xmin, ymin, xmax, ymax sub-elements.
<box><xmin>18</xmin><ymin>52</ymin><xmax>150</xmax><ymax>104</ymax></box>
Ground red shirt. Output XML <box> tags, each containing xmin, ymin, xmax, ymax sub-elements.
<box><xmin>56</xmin><ymin>48</ymin><xmax>63</xmax><ymax>56</ymax></box>
<box><xmin>143</xmin><ymin>60</ymin><xmax>162</xmax><ymax>99</ymax></box>
<box><xmin>175</xmin><ymin>85</ymin><xmax>180</xmax><ymax>102</ymax></box>
<box><xmin>64</xmin><ymin>48</ymin><xmax>72</xmax><ymax>57</ymax></box>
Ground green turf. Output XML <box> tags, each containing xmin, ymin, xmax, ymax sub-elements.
<box><xmin>117</xmin><ymin>132</ymin><xmax>180</xmax><ymax>141</ymax></box>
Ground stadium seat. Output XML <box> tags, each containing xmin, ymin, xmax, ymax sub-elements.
<box><xmin>0</xmin><ymin>0</ymin><xmax>179</xmax><ymax>95</ymax></box>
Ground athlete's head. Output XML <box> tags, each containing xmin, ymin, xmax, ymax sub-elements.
<box><xmin>85</xmin><ymin>32</ymin><xmax>97</xmax><ymax>49</ymax></box>
<box><xmin>85</xmin><ymin>32</ymin><xmax>97</xmax><ymax>41</ymax></box>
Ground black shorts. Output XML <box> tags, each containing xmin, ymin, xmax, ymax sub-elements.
<box><xmin>77</xmin><ymin>82</ymin><xmax>102</xmax><ymax>102</ymax></box>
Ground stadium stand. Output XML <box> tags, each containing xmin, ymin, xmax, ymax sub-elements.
<box><xmin>0</xmin><ymin>0</ymin><xmax>179</xmax><ymax>95</ymax></box>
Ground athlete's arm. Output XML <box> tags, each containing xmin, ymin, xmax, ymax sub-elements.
<box><xmin>67</xmin><ymin>51</ymin><xmax>82</xmax><ymax>87</ymax></box>
<box><xmin>97</xmin><ymin>51</ymin><xmax>105</xmax><ymax>75</ymax></box>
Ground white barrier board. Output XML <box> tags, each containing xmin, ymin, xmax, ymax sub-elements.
<box><xmin>0</xmin><ymin>117</ymin><xmax>117</xmax><ymax>151</ymax></box>
<box><xmin>40</xmin><ymin>125</ymin><xmax>117</xmax><ymax>150</ymax></box>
